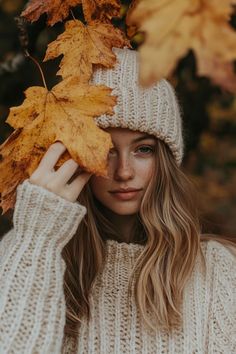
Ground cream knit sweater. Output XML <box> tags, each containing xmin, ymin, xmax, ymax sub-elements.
<box><xmin>0</xmin><ymin>179</ymin><xmax>235</xmax><ymax>354</ymax></box>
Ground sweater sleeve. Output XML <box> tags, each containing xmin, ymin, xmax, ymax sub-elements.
<box><xmin>0</xmin><ymin>179</ymin><xmax>87</xmax><ymax>354</ymax></box>
<box><xmin>206</xmin><ymin>241</ymin><xmax>236</xmax><ymax>353</ymax></box>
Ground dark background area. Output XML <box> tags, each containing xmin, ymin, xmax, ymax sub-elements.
<box><xmin>0</xmin><ymin>0</ymin><xmax>236</xmax><ymax>238</ymax></box>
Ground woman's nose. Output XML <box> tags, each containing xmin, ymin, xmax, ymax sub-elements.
<box><xmin>113</xmin><ymin>156</ymin><xmax>135</xmax><ymax>180</ymax></box>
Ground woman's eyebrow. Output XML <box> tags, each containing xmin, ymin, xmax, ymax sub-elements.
<box><xmin>111</xmin><ymin>135</ymin><xmax>156</xmax><ymax>145</ymax></box>
<box><xmin>132</xmin><ymin>135</ymin><xmax>155</xmax><ymax>143</ymax></box>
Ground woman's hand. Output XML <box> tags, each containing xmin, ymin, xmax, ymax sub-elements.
<box><xmin>29</xmin><ymin>141</ymin><xmax>92</xmax><ymax>203</ymax></box>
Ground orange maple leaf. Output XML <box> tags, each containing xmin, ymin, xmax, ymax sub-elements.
<box><xmin>81</xmin><ymin>0</ymin><xmax>121</xmax><ymax>23</ymax></box>
<box><xmin>21</xmin><ymin>0</ymin><xmax>81</xmax><ymax>26</ymax></box>
<box><xmin>44</xmin><ymin>19</ymin><xmax>130</xmax><ymax>81</ymax></box>
<box><xmin>127</xmin><ymin>0</ymin><xmax>236</xmax><ymax>91</ymax></box>
<box><xmin>21</xmin><ymin>0</ymin><xmax>122</xmax><ymax>26</ymax></box>
<box><xmin>0</xmin><ymin>77</ymin><xmax>116</xmax><ymax>214</ymax></box>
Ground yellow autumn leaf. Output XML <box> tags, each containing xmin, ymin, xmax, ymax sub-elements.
<box><xmin>81</xmin><ymin>0</ymin><xmax>122</xmax><ymax>23</ymax></box>
<box><xmin>0</xmin><ymin>76</ymin><xmax>116</xmax><ymax>213</ymax></box>
<box><xmin>44</xmin><ymin>19</ymin><xmax>130</xmax><ymax>81</ymax></box>
<box><xmin>127</xmin><ymin>0</ymin><xmax>236</xmax><ymax>91</ymax></box>
<box><xmin>21</xmin><ymin>0</ymin><xmax>81</xmax><ymax>26</ymax></box>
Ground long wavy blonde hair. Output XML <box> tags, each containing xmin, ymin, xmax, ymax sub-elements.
<box><xmin>62</xmin><ymin>137</ymin><xmax>235</xmax><ymax>338</ymax></box>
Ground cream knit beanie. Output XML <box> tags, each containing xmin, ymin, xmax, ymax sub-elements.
<box><xmin>91</xmin><ymin>47</ymin><xmax>184</xmax><ymax>166</ymax></box>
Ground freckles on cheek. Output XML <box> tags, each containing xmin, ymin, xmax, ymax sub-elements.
<box><xmin>138</xmin><ymin>160</ymin><xmax>154</xmax><ymax>176</ymax></box>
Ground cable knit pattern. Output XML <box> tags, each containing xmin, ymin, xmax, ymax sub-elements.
<box><xmin>69</xmin><ymin>240</ymin><xmax>236</xmax><ymax>354</ymax></box>
<box><xmin>0</xmin><ymin>180</ymin><xmax>235</xmax><ymax>353</ymax></box>
<box><xmin>90</xmin><ymin>48</ymin><xmax>184</xmax><ymax>166</ymax></box>
<box><xmin>0</xmin><ymin>179</ymin><xmax>87</xmax><ymax>354</ymax></box>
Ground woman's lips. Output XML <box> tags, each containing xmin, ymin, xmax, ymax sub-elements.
<box><xmin>110</xmin><ymin>190</ymin><xmax>141</xmax><ymax>200</ymax></box>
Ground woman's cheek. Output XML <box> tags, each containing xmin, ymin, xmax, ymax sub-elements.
<box><xmin>89</xmin><ymin>176</ymin><xmax>110</xmax><ymax>196</ymax></box>
<box><xmin>136</xmin><ymin>157</ymin><xmax>155</xmax><ymax>177</ymax></box>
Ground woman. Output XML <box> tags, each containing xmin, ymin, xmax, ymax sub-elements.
<box><xmin>0</xmin><ymin>48</ymin><xmax>235</xmax><ymax>353</ymax></box>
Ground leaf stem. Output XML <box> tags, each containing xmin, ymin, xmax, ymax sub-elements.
<box><xmin>25</xmin><ymin>50</ymin><xmax>48</xmax><ymax>90</ymax></box>
<box><xmin>70</xmin><ymin>9</ymin><xmax>76</xmax><ymax>21</ymax></box>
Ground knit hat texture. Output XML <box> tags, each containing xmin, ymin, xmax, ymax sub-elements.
<box><xmin>90</xmin><ymin>47</ymin><xmax>184</xmax><ymax>166</ymax></box>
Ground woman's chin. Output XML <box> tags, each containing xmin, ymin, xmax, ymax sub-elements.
<box><xmin>107</xmin><ymin>204</ymin><xmax>140</xmax><ymax>216</ymax></box>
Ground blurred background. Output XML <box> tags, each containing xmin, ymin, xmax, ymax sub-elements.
<box><xmin>0</xmin><ymin>0</ymin><xmax>236</xmax><ymax>238</ymax></box>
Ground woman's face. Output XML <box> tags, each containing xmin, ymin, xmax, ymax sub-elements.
<box><xmin>89</xmin><ymin>127</ymin><xmax>156</xmax><ymax>215</ymax></box>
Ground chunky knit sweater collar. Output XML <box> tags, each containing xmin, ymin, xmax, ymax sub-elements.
<box><xmin>0</xmin><ymin>179</ymin><xmax>235</xmax><ymax>354</ymax></box>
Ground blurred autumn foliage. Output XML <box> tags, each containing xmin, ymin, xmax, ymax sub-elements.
<box><xmin>0</xmin><ymin>0</ymin><xmax>236</xmax><ymax>237</ymax></box>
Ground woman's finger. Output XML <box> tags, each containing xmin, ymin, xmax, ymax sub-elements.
<box><xmin>53</xmin><ymin>158</ymin><xmax>79</xmax><ymax>185</ymax></box>
<box><xmin>65</xmin><ymin>172</ymin><xmax>92</xmax><ymax>200</ymax></box>
<box><xmin>38</xmin><ymin>142</ymin><xmax>66</xmax><ymax>172</ymax></box>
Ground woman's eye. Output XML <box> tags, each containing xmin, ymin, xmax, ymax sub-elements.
<box><xmin>137</xmin><ymin>146</ymin><xmax>154</xmax><ymax>154</ymax></box>
<box><xmin>108</xmin><ymin>146</ymin><xmax>154</xmax><ymax>156</ymax></box>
